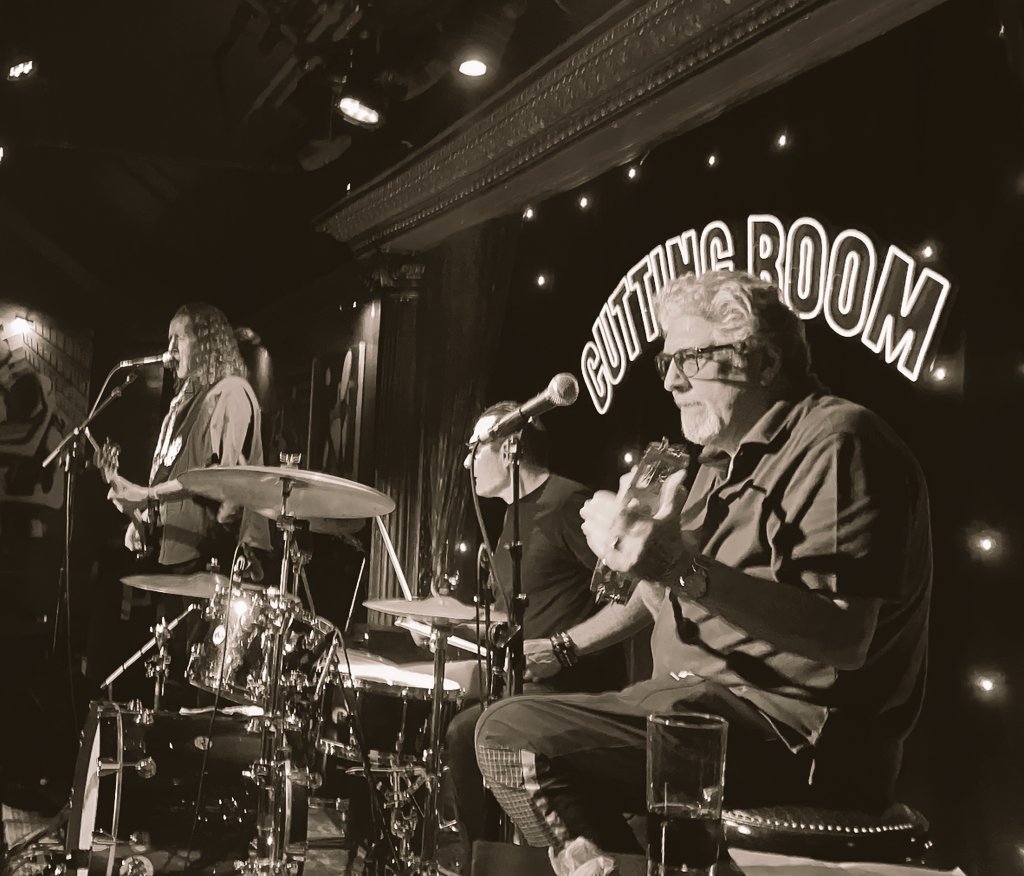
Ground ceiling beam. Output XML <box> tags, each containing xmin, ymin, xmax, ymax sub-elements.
<box><xmin>317</xmin><ymin>0</ymin><xmax>950</xmax><ymax>254</ymax></box>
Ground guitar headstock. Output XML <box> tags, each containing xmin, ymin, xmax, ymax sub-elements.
<box><xmin>95</xmin><ymin>438</ymin><xmax>121</xmax><ymax>483</ymax></box>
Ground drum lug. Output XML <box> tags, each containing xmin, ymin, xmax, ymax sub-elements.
<box><xmin>243</xmin><ymin>759</ymin><xmax>270</xmax><ymax>784</ymax></box>
<box><xmin>288</xmin><ymin>767</ymin><xmax>322</xmax><ymax>790</ymax></box>
<box><xmin>134</xmin><ymin>756</ymin><xmax>157</xmax><ymax>779</ymax></box>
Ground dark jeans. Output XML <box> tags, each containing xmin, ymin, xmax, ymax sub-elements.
<box><xmin>474</xmin><ymin>676</ymin><xmax>817</xmax><ymax>852</ymax></box>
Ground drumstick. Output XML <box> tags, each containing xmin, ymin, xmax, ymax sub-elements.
<box><xmin>374</xmin><ymin>515</ymin><xmax>414</xmax><ymax>600</ymax></box>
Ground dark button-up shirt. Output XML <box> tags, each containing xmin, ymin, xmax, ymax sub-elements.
<box><xmin>649</xmin><ymin>392</ymin><xmax>932</xmax><ymax>754</ymax></box>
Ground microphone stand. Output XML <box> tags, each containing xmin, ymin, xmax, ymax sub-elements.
<box><xmin>43</xmin><ymin>371</ymin><xmax>139</xmax><ymax>658</ymax></box>
<box><xmin>505</xmin><ymin>435</ymin><xmax>526</xmax><ymax>698</ymax></box>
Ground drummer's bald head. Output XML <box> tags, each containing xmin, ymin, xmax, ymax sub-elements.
<box><xmin>476</xmin><ymin>401</ymin><xmax>549</xmax><ymax>469</ymax></box>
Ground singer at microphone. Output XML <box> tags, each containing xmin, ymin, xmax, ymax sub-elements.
<box><xmin>470</xmin><ymin>372</ymin><xmax>579</xmax><ymax>446</ymax></box>
<box><xmin>116</xmin><ymin>351</ymin><xmax>174</xmax><ymax>369</ymax></box>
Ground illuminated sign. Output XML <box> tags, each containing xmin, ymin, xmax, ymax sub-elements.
<box><xmin>580</xmin><ymin>214</ymin><xmax>952</xmax><ymax>413</ymax></box>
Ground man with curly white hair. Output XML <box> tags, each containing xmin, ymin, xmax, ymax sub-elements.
<box><xmin>476</xmin><ymin>270</ymin><xmax>932</xmax><ymax>873</ymax></box>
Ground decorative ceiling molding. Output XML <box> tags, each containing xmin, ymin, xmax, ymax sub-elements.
<box><xmin>318</xmin><ymin>0</ymin><xmax>948</xmax><ymax>254</ymax></box>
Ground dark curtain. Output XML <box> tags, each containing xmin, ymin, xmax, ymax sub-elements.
<box><xmin>417</xmin><ymin>217</ymin><xmax>520</xmax><ymax>594</ymax></box>
<box><xmin>368</xmin><ymin>290</ymin><xmax>424</xmax><ymax>624</ymax></box>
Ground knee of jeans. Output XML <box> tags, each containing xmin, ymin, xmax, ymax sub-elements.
<box><xmin>473</xmin><ymin>696</ymin><xmax>537</xmax><ymax>752</ymax></box>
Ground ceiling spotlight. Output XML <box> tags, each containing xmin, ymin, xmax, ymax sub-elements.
<box><xmin>775</xmin><ymin>131</ymin><xmax>790</xmax><ymax>149</ymax></box>
<box><xmin>707</xmin><ymin>153</ymin><xmax>719</xmax><ymax>168</ymax></box>
<box><xmin>535</xmin><ymin>273</ymin><xmax>549</xmax><ymax>287</ymax></box>
<box><xmin>6</xmin><ymin>58</ymin><xmax>35</xmax><ymax>81</ymax></box>
<box><xmin>577</xmin><ymin>195</ymin><xmax>590</xmax><ymax>210</ymax></box>
<box><xmin>458</xmin><ymin>58</ymin><xmax>488</xmax><ymax>77</ymax></box>
<box><xmin>626</xmin><ymin>165</ymin><xmax>639</xmax><ymax>180</ymax></box>
<box><xmin>522</xmin><ymin>205</ymin><xmax>535</xmax><ymax>221</ymax></box>
<box><xmin>337</xmin><ymin>94</ymin><xmax>383</xmax><ymax>129</ymax></box>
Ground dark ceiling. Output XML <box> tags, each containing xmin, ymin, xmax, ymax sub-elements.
<box><xmin>0</xmin><ymin>0</ymin><xmax>621</xmax><ymax>323</ymax></box>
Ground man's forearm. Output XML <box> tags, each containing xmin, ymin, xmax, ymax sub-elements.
<box><xmin>569</xmin><ymin>584</ymin><xmax>654</xmax><ymax>655</ymax></box>
<box><xmin>678</xmin><ymin>557</ymin><xmax>880</xmax><ymax>670</ymax></box>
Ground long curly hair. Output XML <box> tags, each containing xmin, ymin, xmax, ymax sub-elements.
<box><xmin>173</xmin><ymin>302</ymin><xmax>248</xmax><ymax>390</ymax></box>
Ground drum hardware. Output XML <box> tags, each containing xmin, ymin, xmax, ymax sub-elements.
<box><xmin>102</xmin><ymin>602</ymin><xmax>199</xmax><ymax>708</ymax></box>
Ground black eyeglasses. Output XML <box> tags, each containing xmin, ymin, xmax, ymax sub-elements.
<box><xmin>654</xmin><ymin>342</ymin><xmax>744</xmax><ymax>380</ymax></box>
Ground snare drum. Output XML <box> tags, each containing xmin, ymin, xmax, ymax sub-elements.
<box><xmin>187</xmin><ymin>583</ymin><xmax>336</xmax><ymax>708</ymax></box>
<box><xmin>66</xmin><ymin>701</ymin><xmax>307</xmax><ymax>875</ymax></box>
<box><xmin>317</xmin><ymin>654</ymin><xmax>463</xmax><ymax>767</ymax></box>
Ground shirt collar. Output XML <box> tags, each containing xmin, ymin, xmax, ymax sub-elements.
<box><xmin>697</xmin><ymin>392</ymin><xmax>820</xmax><ymax>473</ymax></box>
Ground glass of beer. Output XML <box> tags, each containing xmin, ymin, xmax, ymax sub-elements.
<box><xmin>590</xmin><ymin>438</ymin><xmax>691</xmax><ymax>604</ymax></box>
<box><xmin>646</xmin><ymin>713</ymin><xmax>728</xmax><ymax>876</ymax></box>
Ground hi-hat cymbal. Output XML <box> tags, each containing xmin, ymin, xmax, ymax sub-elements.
<box><xmin>122</xmin><ymin>572</ymin><xmax>229</xmax><ymax>599</ymax></box>
<box><xmin>364</xmin><ymin>596</ymin><xmax>508</xmax><ymax>625</ymax></box>
<box><xmin>178</xmin><ymin>466</ymin><xmax>395</xmax><ymax>520</ymax></box>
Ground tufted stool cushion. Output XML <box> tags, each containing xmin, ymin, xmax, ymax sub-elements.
<box><xmin>723</xmin><ymin>803</ymin><xmax>930</xmax><ymax>862</ymax></box>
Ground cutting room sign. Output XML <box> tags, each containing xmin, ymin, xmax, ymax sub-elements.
<box><xmin>580</xmin><ymin>214</ymin><xmax>952</xmax><ymax>414</ymax></box>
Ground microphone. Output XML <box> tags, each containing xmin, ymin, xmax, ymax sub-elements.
<box><xmin>115</xmin><ymin>351</ymin><xmax>174</xmax><ymax>369</ymax></box>
<box><xmin>474</xmin><ymin>373</ymin><xmax>579</xmax><ymax>445</ymax></box>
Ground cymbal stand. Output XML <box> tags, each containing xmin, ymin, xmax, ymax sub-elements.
<box><xmin>413</xmin><ymin>619</ymin><xmax>458</xmax><ymax>876</ymax></box>
<box><xmin>101</xmin><ymin>602</ymin><xmax>198</xmax><ymax>706</ymax></box>
<box><xmin>245</xmin><ymin>454</ymin><xmax>306</xmax><ymax>876</ymax></box>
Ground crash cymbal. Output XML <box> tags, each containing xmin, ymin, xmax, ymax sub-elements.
<box><xmin>364</xmin><ymin>596</ymin><xmax>508</xmax><ymax>625</ymax></box>
<box><xmin>121</xmin><ymin>572</ymin><xmax>229</xmax><ymax>599</ymax></box>
<box><xmin>178</xmin><ymin>465</ymin><xmax>395</xmax><ymax>520</ymax></box>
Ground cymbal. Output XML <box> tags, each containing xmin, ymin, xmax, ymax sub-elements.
<box><xmin>364</xmin><ymin>596</ymin><xmax>508</xmax><ymax>625</ymax></box>
<box><xmin>178</xmin><ymin>466</ymin><xmax>395</xmax><ymax>520</ymax></box>
<box><xmin>122</xmin><ymin>572</ymin><xmax>229</xmax><ymax>599</ymax></box>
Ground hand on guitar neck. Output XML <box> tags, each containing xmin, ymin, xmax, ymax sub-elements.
<box><xmin>92</xmin><ymin>435</ymin><xmax>156</xmax><ymax>559</ymax></box>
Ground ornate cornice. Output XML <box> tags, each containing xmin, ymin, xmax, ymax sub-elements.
<box><xmin>318</xmin><ymin>0</ymin><xmax>944</xmax><ymax>253</ymax></box>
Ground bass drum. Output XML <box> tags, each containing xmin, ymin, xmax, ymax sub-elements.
<box><xmin>67</xmin><ymin>701</ymin><xmax>307</xmax><ymax>875</ymax></box>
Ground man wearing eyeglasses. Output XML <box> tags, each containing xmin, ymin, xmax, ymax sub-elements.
<box><xmin>475</xmin><ymin>270</ymin><xmax>932</xmax><ymax>874</ymax></box>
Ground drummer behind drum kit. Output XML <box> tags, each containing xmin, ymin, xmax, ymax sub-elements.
<box><xmin>51</xmin><ymin>459</ymin><xmax>506</xmax><ymax>876</ymax></box>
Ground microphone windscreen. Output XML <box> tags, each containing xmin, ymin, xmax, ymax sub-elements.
<box><xmin>548</xmin><ymin>373</ymin><xmax>580</xmax><ymax>407</ymax></box>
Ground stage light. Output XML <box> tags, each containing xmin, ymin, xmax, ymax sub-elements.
<box><xmin>577</xmin><ymin>194</ymin><xmax>590</xmax><ymax>210</ymax></box>
<box><xmin>7</xmin><ymin>58</ymin><xmax>35</xmax><ymax>81</ymax></box>
<box><xmin>931</xmin><ymin>366</ymin><xmax>947</xmax><ymax>381</ymax></box>
<box><xmin>457</xmin><ymin>541</ymin><xmax>469</xmax><ymax>553</ymax></box>
<box><xmin>9</xmin><ymin>316</ymin><xmax>32</xmax><ymax>335</ymax></box>
<box><xmin>458</xmin><ymin>58</ymin><xmax>487</xmax><ymax>77</ymax></box>
<box><xmin>535</xmin><ymin>273</ymin><xmax>549</xmax><ymax>288</ymax></box>
<box><xmin>623</xmin><ymin>452</ymin><xmax>635</xmax><ymax>465</ymax></box>
<box><xmin>522</xmin><ymin>205</ymin><xmax>535</xmax><ymax>221</ymax></box>
<box><xmin>706</xmin><ymin>152</ymin><xmax>718</xmax><ymax>168</ymax></box>
<box><xmin>918</xmin><ymin>241</ymin><xmax>938</xmax><ymax>261</ymax></box>
<box><xmin>337</xmin><ymin>95</ymin><xmax>382</xmax><ymax>128</ymax></box>
<box><xmin>775</xmin><ymin>131</ymin><xmax>790</xmax><ymax>149</ymax></box>
<box><xmin>970</xmin><ymin>670</ymin><xmax>1007</xmax><ymax>702</ymax></box>
<box><xmin>967</xmin><ymin>528</ymin><xmax>1002</xmax><ymax>560</ymax></box>
<box><xmin>626</xmin><ymin>165</ymin><xmax>639</xmax><ymax>181</ymax></box>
